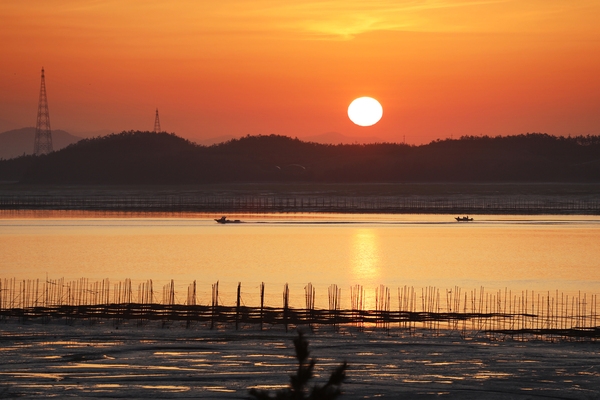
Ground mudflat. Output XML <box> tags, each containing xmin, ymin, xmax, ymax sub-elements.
<box><xmin>1</xmin><ymin>320</ymin><xmax>599</xmax><ymax>399</ymax></box>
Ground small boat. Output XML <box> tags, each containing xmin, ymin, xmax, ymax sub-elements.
<box><xmin>455</xmin><ymin>216</ymin><xmax>474</xmax><ymax>222</ymax></box>
<box><xmin>215</xmin><ymin>216</ymin><xmax>242</xmax><ymax>224</ymax></box>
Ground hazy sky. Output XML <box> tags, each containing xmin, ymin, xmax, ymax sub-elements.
<box><xmin>1</xmin><ymin>0</ymin><xmax>599</xmax><ymax>144</ymax></box>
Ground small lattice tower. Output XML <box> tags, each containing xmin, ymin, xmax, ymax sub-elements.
<box><xmin>34</xmin><ymin>67</ymin><xmax>53</xmax><ymax>155</ymax></box>
<box><xmin>154</xmin><ymin>108</ymin><xmax>161</xmax><ymax>133</ymax></box>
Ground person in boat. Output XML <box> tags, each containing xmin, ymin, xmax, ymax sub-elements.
<box><xmin>216</xmin><ymin>216</ymin><xmax>242</xmax><ymax>223</ymax></box>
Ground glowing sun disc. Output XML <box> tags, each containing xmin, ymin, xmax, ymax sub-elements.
<box><xmin>348</xmin><ymin>97</ymin><xmax>383</xmax><ymax>126</ymax></box>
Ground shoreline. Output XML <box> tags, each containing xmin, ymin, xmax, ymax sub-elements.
<box><xmin>2</xmin><ymin>183</ymin><xmax>600</xmax><ymax>214</ymax></box>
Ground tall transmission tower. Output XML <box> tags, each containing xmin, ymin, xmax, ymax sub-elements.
<box><xmin>34</xmin><ymin>67</ymin><xmax>53</xmax><ymax>155</ymax></box>
<box><xmin>154</xmin><ymin>108</ymin><xmax>161</xmax><ymax>133</ymax></box>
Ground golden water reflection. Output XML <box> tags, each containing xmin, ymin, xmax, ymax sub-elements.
<box><xmin>350</xmin><ymin>229</ymin><xmax>380</xmax><ymax>310</ymax></box>
<box><xmin>350</xmin><ymin>229</ymin><xmax>380</xmax><ymax>286</ymax></box>
<box><xmin>1</xmin><ymin>213</ymin><xmax>600</xmax><ymax>310</ymax></box>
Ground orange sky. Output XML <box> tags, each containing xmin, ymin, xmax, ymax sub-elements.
<box><xmin>1</xmin><ymin>0</ymin><xmax>600</xmax><ymax>144</ymax></box>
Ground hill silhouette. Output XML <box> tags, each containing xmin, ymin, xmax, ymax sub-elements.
<box><xmin>1</xmin><ymin>131</ymin><xmax>599</xmax><ymax>184</ymax></box>
<box><xmin>304</xmin><ymin>131</ymin><xmax>384</xmax><ymax>145</ymax></box>
<box><xmin>0</xmin><ymin>128</ymin><xmax>82</xmax><ymax>159</ymax></box>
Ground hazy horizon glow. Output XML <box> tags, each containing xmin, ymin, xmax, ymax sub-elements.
<box><xmin>1</xmin><ymin>0</ymin><xmax>599</xmax><ymax>144</ymax></box>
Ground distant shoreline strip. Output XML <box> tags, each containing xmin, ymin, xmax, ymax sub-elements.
<box><xmin>1</xmin><ymin>194</ymin><xmax>599</xmax><ymax>215</ymax></box>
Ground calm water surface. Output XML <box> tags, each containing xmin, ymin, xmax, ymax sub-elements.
<box><xmin>1</xmin><ymin>211</ymin><xmax>599</xmax><ymax>308</ymax></box>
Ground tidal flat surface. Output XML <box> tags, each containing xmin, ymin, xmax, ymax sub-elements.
<box><xmin>0</xmin><ymin>321</ymin><xmax>599</xmax><ymax>399</ymax></box>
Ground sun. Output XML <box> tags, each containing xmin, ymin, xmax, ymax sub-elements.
<box><xmin>348</xmin><ymin>97</ymin><xmax>383</xmax><ymax>127</ymax></box>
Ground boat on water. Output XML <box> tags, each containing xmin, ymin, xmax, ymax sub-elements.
<box><xmin>455</xmin><ymin>216</ymin><xmax>474</xmax><ymax>222</ymax></box>
<box><xmin>215</xmin><ymin>216</ymin><xmax>242</xmax><ymax>224</ymax></box>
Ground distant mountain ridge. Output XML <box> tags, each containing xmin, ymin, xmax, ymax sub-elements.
<box><xmin>0</xmin><ymin>128</ymin><xmax>82</xmax><ymax>159</ymax></box>
<box><xmin>1</xmin><ymin>131</ymin><xmax>599</xmax><ymax>183</ymax></box>
<box><xmin>194</xmin><ymin>135</ymin><xmax>238</xmax><ymax>146</ymax></box>
<box><xmin>194</xmin><ymin>132</ymin><xmax>385</xmax><ymax>146</ymax></box>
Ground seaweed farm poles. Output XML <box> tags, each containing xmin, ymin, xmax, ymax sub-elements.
<box><xmin>305</xmin><ymin>282</ymin><xmax>315</xmax><ymax>327</ymax></box>
<box><xmin>186</xmin><ymin>281</ymin><xmax>196</xmax><ymax>306</ymax></box>
<box><xmin>139</xmin><ymin>280</ymin><xmax>154</xmax><ymax>305</ymax></box>
<box><xmin>185</xmin><ymin>280</ymin><xmax>197</xmax><ymax>328</ymax></box>
<box><xmin>1</xmin><ymin>278</ymin><xmax>599</xmax><ymax>340</ymax></box>
<box><xmin>5</xmin><ymin>193</ymin><xmax>600</xmax><ymax>214</ymax></box>
<box><xmin>211</xmin><ymin>281</ymin><xmax>218</xmax><ymax>329</ymax></box>
<box><xmin>236</xmin><ymin>282</ymin><xmax>241</xmax><ymax>330</ymax></box>
<box><xmin>328</xmin><ymin>284</ymin><xmax>341</xmax><ymax>330</ymax></box>
<box><xmin>375</xmin><ymin>285</ymin><xmax>391</xmax><ymax>332</ymax></box>
<box><xmin>398</xmin><ymin>285</ymin><xmax>417</xmax><ymax>332</ymax></box>
<box><xmin>163</xmin><ymin>280</ymin><xmax>175</xmax><ymax>305</ymax></box>
<box><xmin>260</xmin><ymin>282</ymin><xmax>265</xmax><ymax>331</ymax></box>
<box><xmin>283</xmin><ymin>283</ymin><xmax>289</xmax><ymax>332</ymax></box>
<box><xmin>445</xmin><ymin>286</ymin><xmax>463</xmax><ymax>332</ymax></box>
<box><xmin>350</xmin><ymin>284</ymin><xmax>365</xmax><ymax>329</ymax></box>
<box><xmin>422</xmin><ymin>286</ymin><xmax>441</xmax><ymax>332</ymax></box>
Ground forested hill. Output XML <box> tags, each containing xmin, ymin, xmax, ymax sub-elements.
<box><xmin>1</xmin><ymin>131</ymin><xmax>600</xmax><ymax>183</ymax></box>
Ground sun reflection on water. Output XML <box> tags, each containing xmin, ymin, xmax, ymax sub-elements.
<box><xmin>350</xmin><ymin>229</ymin><xmax>381</xmax><ymax>310</ymax></box>
<box><xmin>351</xmin><ymin>229</ymin><xmax>380</xmax><ymax>283</ymax></box>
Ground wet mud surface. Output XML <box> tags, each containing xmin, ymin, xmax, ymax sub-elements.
<box><xmin>0</xmin><ymin>321</ymin><xmax>599</xmax><ymax>399</ymax></box>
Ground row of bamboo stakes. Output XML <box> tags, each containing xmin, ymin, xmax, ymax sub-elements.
<box><xmin>1</xmin><ymin>278</ymin><xmax>598</xmax><ymax>339</ymax></box>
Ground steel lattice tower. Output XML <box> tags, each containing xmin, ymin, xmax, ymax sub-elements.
<box><xmin>34</xmin><ymin>67</ymin><xmax>53</xmax><ymax>155</ymax></box>
<box><xmin>154</xmin><ymin>108</ymin><xmax>161</xmax><ymax>133</ymax></box>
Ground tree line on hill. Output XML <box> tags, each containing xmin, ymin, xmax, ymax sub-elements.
<box><xmin>1</xmin><ymin>131</ymin><xmax>599</xmax><ymax>184</ymax></box>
